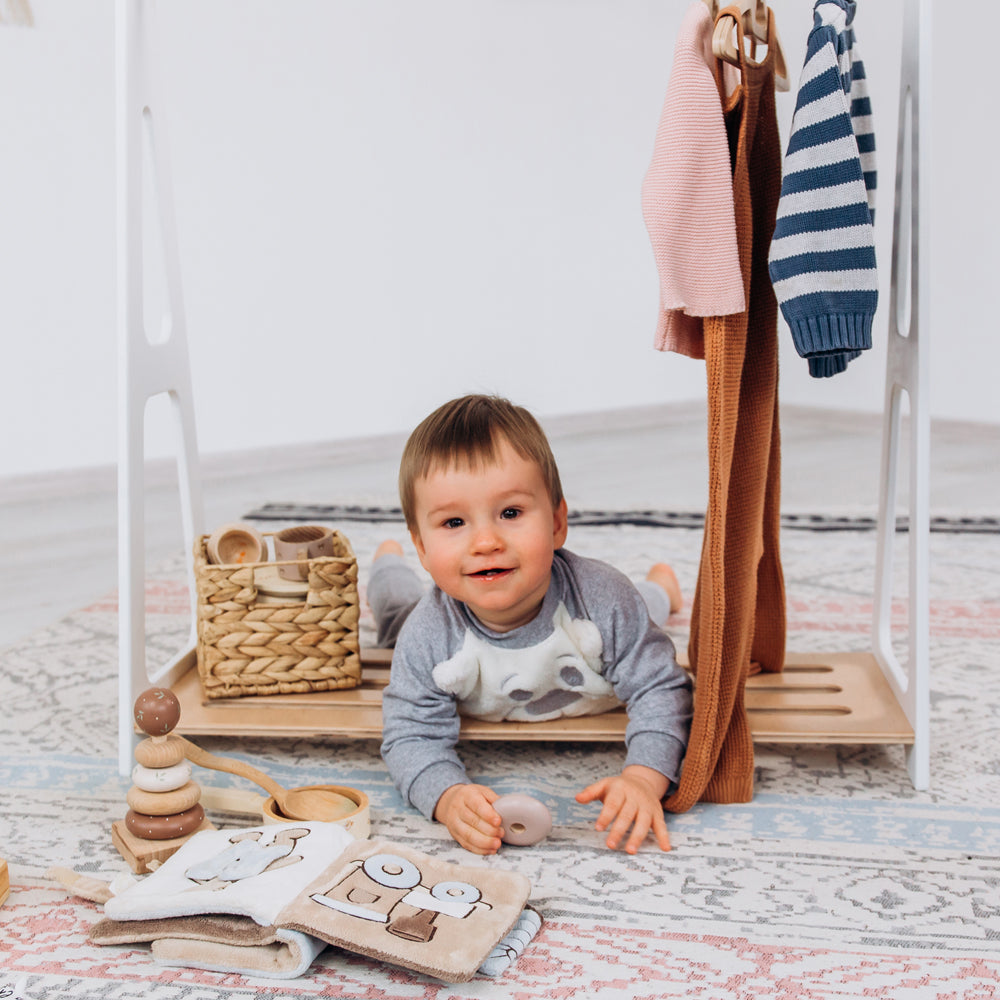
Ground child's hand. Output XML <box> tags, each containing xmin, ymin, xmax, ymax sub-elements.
<box><xmin>434</xmin><ymin>783</ymin><xmax>503</xmax><ymax>855</ymax></box>
<box><xmin>575</xmin><ymin>764</ymin><xmax>671</xmax><ymax>854</ymax></box>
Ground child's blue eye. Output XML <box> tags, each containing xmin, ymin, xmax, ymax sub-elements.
<box><xmin>500</xmin><ymin>508</ymin><xmax>520</xmax><ymax>520</ymax></box>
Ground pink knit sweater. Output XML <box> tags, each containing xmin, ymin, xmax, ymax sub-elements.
<box><xmin>642</xmin><ymin>2</ymin><xmax>744</xmax><ymax>358</ymax></box>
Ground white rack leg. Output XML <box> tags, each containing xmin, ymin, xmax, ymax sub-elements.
<box><xmin>116</xmin><ymin>0</ymin><xmax>204</xmax><ymax>776</ymax></box>
<box><xmin>872</xmin><ymin>0</ymin><xmax>931</xmax><ymax>790</ymax></box>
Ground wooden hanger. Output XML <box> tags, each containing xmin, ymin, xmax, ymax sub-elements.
<box><xmin>712</xmin><ymin>1</ymin><xmax>790</xmax><ymax>92</ymax></box>
<box><xmin>0</xmin><ymin>0</ymin><xmax>34</xmax><ymax>27</ymax></box>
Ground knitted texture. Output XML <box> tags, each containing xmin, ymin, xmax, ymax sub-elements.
<box><xmin>666</xmin><ymin>6</ymin><xmax>786</xmax><ymax>812</ymax></box>
<box><xmin>641</xmin><ymin>2</ymin><xmax>745</xmax><ymax>359</ymax></box>
<box><xmin>768</xmin><ymin>0</ymin><xmax>877</xmax><ymax>378</ymax></box>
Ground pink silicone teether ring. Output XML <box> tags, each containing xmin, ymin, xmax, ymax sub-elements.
<box><xmin>493</xmin><ymin>793</ymin><xmax>552</xmax><ymax>846</ymax></box>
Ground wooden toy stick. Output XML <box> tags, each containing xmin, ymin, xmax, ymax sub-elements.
<box><xmin>47</xmin><ymin>866</ymin><xmax>114</xmax><ymax>904</ymax></box>
<box><xmin>176</xmin><ymin>736</ymin><xmax>357</xmax><ymax>822</ymax></box>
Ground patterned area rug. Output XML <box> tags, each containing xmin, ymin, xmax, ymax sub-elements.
<box><xmin>1</xmin><ymin>519</ymin><xmax>998</xmax><ymax>999</ymax></box>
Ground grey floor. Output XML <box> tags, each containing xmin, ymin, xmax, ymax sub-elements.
<box><xmin>1</xmin><ymin>401</ymin><xmax>997</xmax><ymax>653</ymax></box>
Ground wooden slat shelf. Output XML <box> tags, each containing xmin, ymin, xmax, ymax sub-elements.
<box><xmin>171</xmin><ymin>647</ymin><xmax>913</xmax><ymax>746</ymax></box>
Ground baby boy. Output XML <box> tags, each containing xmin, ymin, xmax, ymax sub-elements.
<box><xmin>376</xmin><ymin>394</ymin><xmax>693</xmax><ymax>855</ymax></box>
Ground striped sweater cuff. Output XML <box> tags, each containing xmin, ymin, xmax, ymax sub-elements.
<box><xmin>807</xmin><ymin>350</ymin><xmax>862</xmax><ymax>378</ymax></box>
<box><xmin>788</xmin><ymin>311</ymin><xmax>873</xmax><ymax>358</ymax></box>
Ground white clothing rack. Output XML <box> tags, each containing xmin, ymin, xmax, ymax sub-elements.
<box><xmin>873</xmin><ymin>0</ymin><xmax>931</xmax><ymax>789</ymax></box>
<box><xmin>115</xmin><ymin>0</ymin><xmax>204</xmax><ymax>775</ymax></box>
<box><xmin>114</xmin><ymin>0</ymin><xmax>931</xmax><ymax>788</ymax></box>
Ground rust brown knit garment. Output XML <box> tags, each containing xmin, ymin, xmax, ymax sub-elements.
<box><xmin>666</xmin><ymin>8</ymin><xmax>786</xmax><ymax>813</ymax></box>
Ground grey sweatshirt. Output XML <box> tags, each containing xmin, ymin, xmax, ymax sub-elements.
<box><xmin>380</xmin><ymin>549</ymin><xmax>693</xmax><ymax>818</ymax></box>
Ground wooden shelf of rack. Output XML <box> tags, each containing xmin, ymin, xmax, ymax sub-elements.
<box><xmin>170</xmin><ymin>646</ymin><xmax>913</xmax><ymax>745</ymax></box>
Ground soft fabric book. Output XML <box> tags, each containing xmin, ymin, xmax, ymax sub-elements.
<box><xmin>89</xmin><ymin>822</ymin><xmax>539</xmax><ymax>983</ymax></box>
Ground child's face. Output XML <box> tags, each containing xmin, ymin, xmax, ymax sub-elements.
<box><xmin>409</xmin><ymin>438</ymin><xmax>568</xmax><ymax>633</ymax></box>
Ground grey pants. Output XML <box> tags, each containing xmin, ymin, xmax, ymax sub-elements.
<box><xmin>369</xmin><ymin>554</ymin><xmax>672</xmax><ymax>648</ymax></box>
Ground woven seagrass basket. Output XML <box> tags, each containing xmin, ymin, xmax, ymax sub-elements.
<box><xmin>193</xmin><ymin>529</ymin><xmax>362</xmax><ymax>700</ymax></box>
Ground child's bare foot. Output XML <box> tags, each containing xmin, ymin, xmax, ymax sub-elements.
<box><xmin>647</xmin><ymin>563</ymin><xmax>682</xmax><ymax>614</ymax></box>
<box><xmin>374</xmin><ymin>539</ymin><xmax>404</xmax><ymax>561</ymax></box>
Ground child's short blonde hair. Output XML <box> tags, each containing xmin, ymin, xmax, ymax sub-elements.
<box><xmin>399</xmin><ymin>395</ymin><xmax>564</xmax><ymax>531</ymax></box>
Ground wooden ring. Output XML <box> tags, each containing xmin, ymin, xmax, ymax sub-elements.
<box><xmin>494</xmin><ymin>793</ymin><xmax>552</xmax><ymax>846</ymax></box>
<box><xmin>132</xmin><ymin>760</ymin><xmax>192</xmax><ymax>793</ymax></box>
<box><xmin>125</xmin><ymin>804</ymin><xmax>206</xmax><ymax>841</ymax></box>
<box><xmin>127</xmin><ymin>781</ymin><xmax>201</xmax><ymax>817</ymax></box>
<box><xmin>134</xmin><ymin>735</ymin><xmax>186</xmax><ymax>769</ymax></box>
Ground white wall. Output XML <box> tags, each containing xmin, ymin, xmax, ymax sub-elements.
<box><xmin>1</xmin><ymin>0</ymin><xmax>995</xmax><ymax>479</ymax></box>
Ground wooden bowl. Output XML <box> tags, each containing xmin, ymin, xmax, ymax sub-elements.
<box><xmin>206</xmin><ymin>523</ymin><xmax>267</xmax><ymax>566</ymax></box>
<box><xmin>261</xmin><ymin>784</ymin><xmax>370</xmax><ymax>840</ymax></box>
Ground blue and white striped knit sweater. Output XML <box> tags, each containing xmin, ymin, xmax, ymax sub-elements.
<box><xmin>768</xmin><ymin>0</ymin><xmax>876</xmax><ymax>378</ymax></box>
